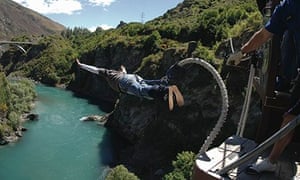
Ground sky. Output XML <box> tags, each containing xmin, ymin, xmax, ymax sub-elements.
<box><xmin>12</xmin><ymin>0</ymin><xmax>183</xmax><ymax>31</ymax></box>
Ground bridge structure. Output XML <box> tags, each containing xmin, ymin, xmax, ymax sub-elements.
<box><xmin>0</xmin><ymin>40</ymin><xmax>37</xmax><ymax>54</ymax></box>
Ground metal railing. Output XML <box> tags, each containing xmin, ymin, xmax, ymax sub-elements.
<box><xmin>217</xmin><ymin>114</ymin><xmax>300</xmax><ymax>175</ymax></box>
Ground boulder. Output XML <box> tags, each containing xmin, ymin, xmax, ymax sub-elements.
<box><xmin>21</xmin><ymin>127</ymin><xmax>27</xmax><ymax>131</ymax></box>
<box><xmin>15</xmin><ymin>131</ymin><xmax>22</xmax><ymax>137</ymax></box>
<box><xmin>0</xmin><ymin>139</ymin><xmax>8</xmax><ymax>145</ymax></box>
<box><xmin>26</xmin><ymin>113</ymin><xmax>39</xmax><ymax>121</ymax></box>
<box><xmin>80</xmin><ymin>114</ymin><xmax>109</xmax><ymax>125</ymax></box>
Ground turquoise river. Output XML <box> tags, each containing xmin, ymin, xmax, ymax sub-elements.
<box><xmin>0</xmin><ymin>84</ymin><xmax>115</xmax><ymax>180</ymax></box>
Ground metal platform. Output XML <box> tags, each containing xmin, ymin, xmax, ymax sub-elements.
<box><xmin>193</xmin><ymin>135</ymin><xmax>299</xmax><ymax>180</ymax></box>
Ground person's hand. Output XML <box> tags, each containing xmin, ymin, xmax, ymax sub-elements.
<box><xmin>227</xmin><ymin>51</ymin><xmax>244</xmax><ymax>65</ymax></box>
<box><xmin>75</xmin><ymin>58</ymin><xmax>80</xmax><ymax>65</ymax></box>
<box><xmin>120</xmin><ymin>65</ymin><xmax>127</xmax><ymax>73</ymax></box>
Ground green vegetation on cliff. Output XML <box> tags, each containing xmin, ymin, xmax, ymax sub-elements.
<box><xmin>0</xmin><ymin>72</ymin><xmax>36</xmax><ymax>141</ymax></box>
<box><xmin>164</xmin><ymin>151</ymin><xmax>196</xmax><ymax>180</ymax></box>
<box><xmin>21</xmin><ymin>35</ymin><xmax>77</xmax><ymax>85</ymax></box>
<box><xmin>1</xmin><ymin>0</ymin><xmax>261</xmax><ymax>86</ymax></box>
<box><xmin>106</xmin><ymin>165</ymin><xmax>140</xmax><ymax>180</ymax></box>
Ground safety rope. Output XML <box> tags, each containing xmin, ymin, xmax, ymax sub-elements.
<box><xmin>236</xmin><ymin>63</ymin><xmax>255</xmax><ymax>137</ymax></box>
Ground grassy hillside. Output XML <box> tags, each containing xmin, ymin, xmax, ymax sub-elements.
<box><xmin>0</xmin><ymin>0</ymin><xmax>262</xmax><ymax>86</ymax></box>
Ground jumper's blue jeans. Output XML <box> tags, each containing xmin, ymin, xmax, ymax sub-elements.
<box><xmin>118</xmin><ymin>74</ymin><xmax>167</xmax><ymax>100</ymax></box>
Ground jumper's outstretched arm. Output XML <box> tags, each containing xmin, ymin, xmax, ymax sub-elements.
<box><xmin>76</xmin><ymin>59</ymin><xmax>100</xmax><ymax>75</ymax></box>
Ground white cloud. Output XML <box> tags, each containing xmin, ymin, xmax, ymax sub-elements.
<box><xmin>12</xmin><ymin>0</ymin><xmax>82</xmax><ymax>15</ymax></box>
<box><xmin>99</xmin><ymin>24</ymin><xmax>114</xmax><ymax>30</ymax></box>
<box><xmin>12</xmin><ymin>0</ymin><xmax>117</xmax><ymax>15</ymax></box>
<box><xmin>88</xmin><ymin>0</ymin><xmax>116</xmax><ymax>7</ymax></box>
<box><xmin>89</xmin><ymin>24</ymin><xmax>114</xmax><ymax>31</ymax></box>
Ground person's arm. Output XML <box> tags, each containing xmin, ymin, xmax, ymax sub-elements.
<box><xmin>241</xmin><ymin>28</ymin><xmax>273</xmax><ymax>53</ymax></box>
<box><xmin>227</xmin><ymin>28</ymin><xmax>274</xmax><ymax>65</ymax></box>
<box><xmin>76</xmin><ymin>59</ymin><xmax>100</xmax><ymax>75</ymax></box>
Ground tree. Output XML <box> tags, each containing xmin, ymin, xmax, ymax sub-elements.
<box><xmin>105</xmin><ymin>165</ymin><xmax>140</xmax><ymax>180</ymax></box>
<box><xmin>164</xmin><ymin>151</ymin><xmax>196</xmax><ymax>180</ymax></box>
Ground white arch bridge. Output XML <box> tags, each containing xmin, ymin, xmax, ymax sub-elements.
<box><xmin>0</xmin><ymin>40</ymin><xmax>37</xmax><ymax>54</ymax></box>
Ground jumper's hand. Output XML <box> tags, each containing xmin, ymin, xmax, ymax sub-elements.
<box><xmin>227</xmin><ymin>51</ymin><xmax>244</xmax><ymax>65</ymax></box>
<box><xmin>75</xmin><ymin>58</ymin><xmax>80</xmax><ymax>65</ymax></box>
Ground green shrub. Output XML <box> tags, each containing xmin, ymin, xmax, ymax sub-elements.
<box><xmin>8</xmin><ymin>78</ymin><xmax>36</xmax><ymax>113</ymax></box>
<box><xmin>0</xmin><ymin>78</ymin><xmax>37</xmax><ymax>134</ymax></box>
<box><xmin>144</xmin><ymin>30</ymin><xmax>162</xmax><ymax>52</ymax></box>
<box><xmin>119</xmin><ymin>22</ymin><xmax>145</xmax><ymax>36</ymax></box>
<box><xmin>106</xmin><ymin>165</ymin><xmax>139</xmax><ymax>180</ymax></box>
<box><xmin>0</xmin><ymin>72</ymin><xmax>10</xmax><ymax>107</ymax></box>
<box><xmin>193</xmin><ymin>43</ymin><xmax>215</xmax><ymax>63</ymax></box>
<box><xmin>164</xmin><ymin>171</ymin><xmax>186</xmax><ymax>180</ymax></box>
<box><xmin>0</xmin><ymin>124</ymin><xmax>12</xmax><ymax>139</ymax></box>
<box><xmin>0</xmin><ymin>103</ymin><xmax>8</xmax><ymax>114</ymax></box>
<box><xmin>8</xmin><ymin>111</ymin><xmax>19</xmax><ymax>130</ymax></box>
<box><xmin>163</xmin><ymin>151</ymin><xmax>196</xmax><ymax>180</ymax></box>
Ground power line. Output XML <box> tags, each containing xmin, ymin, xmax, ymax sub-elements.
<box><xmin>141</xmin><ymin>12</ymin><xmax>145</xmax><ymax>24</ymax></box>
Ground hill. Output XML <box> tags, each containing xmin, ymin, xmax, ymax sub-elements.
<box><xmin>0</xmin><ymin>0</ymin><xmax>65</xmax><ymax>40</ymax></box>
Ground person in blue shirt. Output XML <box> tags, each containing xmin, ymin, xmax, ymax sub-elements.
<box><xmin>228</xmin><ymin>0</ymin><xmax>300</xmax><ymax>174</ymax></box>
<box><xmin>76</xmin><ymin>59</ymin><xmax>184</xmax><ymax>111</ymax></box>
<box><xmin>255</xmin><ymin>0</ymin><xmax>296</xmax><ymax>92</ymax></box>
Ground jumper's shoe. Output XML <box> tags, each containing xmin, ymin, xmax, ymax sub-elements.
<box><xmin>168</xmin><ymin>87</ymin><xmax>174</xmax><ymax>111</ymax></box>
<box><xmin>168</xmin><ymin>85</ymin><xmax>184</xmax><ymax>111</ymax></box>
<box><xmin>171</xmin><ymin>85</ymin><xmax>184</xmax><ymax>107</ymax></box>
<box><xmin>246</xmin><ymin>158</ymin><xmax>277</xmax><ymax>175</ymax></box>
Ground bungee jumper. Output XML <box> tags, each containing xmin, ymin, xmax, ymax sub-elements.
<box><xmin>75</xmin><ymin>59</ymin><xmax>184</xmax><ymax>111</ymax></box>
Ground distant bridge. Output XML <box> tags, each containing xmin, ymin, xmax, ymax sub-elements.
<box><xmin>0</xmin><ymin>41</ymin><xmax>37</xmax><ymax>45</ymax></box>
<box><xmin>0</xmin><ymin>41</ymin><xmax>37</xmax><ymax>54</ymax></box>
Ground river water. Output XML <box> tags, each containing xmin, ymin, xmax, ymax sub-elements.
<box><xmin>0</xmin><ymin>84</ymin><xmax>115</xmax><ymax>180</ymax></box>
